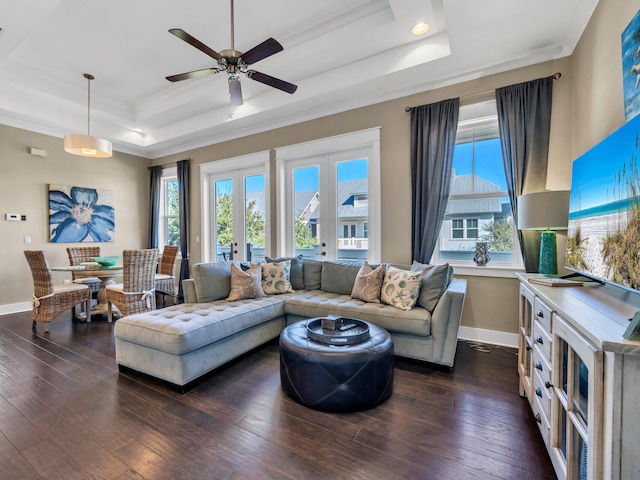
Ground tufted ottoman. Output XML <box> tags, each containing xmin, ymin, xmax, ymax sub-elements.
<box><xmin>279</xmin><ymin>319</ymin><xmax>394</xmax><ymax>412</ymax></box>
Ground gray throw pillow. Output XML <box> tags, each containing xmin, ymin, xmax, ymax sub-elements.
<box><xmin>411</xmin><ymin>261</ymin><xmax>450</xmax><ymax>312</ymax></box>
<box><xmin>192</xmin><ymin>261</ymin><xmax>234</xmax><ymax>302</ymax></box>
<box><xmin>302</xmin><ymin>259</ymin><xmax>323</xmax><ymax>290</ymax></box>
<box><xmin>321</xmin><ymin>260</ymin><xmax>363</xmax><ymax>295</ymax></box>
<box><xmin>227</xmin><ymin>263</ymin><xmax>265</xmax><ymax>301</ymax></box>
<box><xmin>265</xmin><ymin>255</ymin><xmax>304</xmax><ymax>290</ymax></box>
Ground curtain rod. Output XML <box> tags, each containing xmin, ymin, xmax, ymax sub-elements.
<box><xmin>404</xmin><ymin>72</ymin><xmax>561</xmax><ymax>112</ymax></box>
<box><xmin>148</xmin><ymin>158</ymin><xmax>191</xmax><ymax>170</ymax></box>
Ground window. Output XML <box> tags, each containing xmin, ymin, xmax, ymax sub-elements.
<box><xmin>200</xmin><ymin>152</ymin><xmax>270</xmax><ymax>263</ymax></box>
<box><xmin>276</xmin><ymin>128</ymin><xmax>381</xmax><ymax>263</ymax></box>
<box><xmin>433</xmin><ymin>100</ymin><xmax>521</xmax><ymax>271</ymax></box>
<box><xmin>159</xmin><ymin>167</ymin><xmax>180</xmax><ymax>247</ymax></box>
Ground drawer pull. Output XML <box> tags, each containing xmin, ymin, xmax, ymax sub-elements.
<box><xmin>525</xmin><ymin>344</ymin><xmax>532</xmax><ymax>351</ymax></box>
<box><xmin>536</xmin><ymin>310</ymin><xmax>544</xmax><ymax>318</ymax></box>
<box><xmin>536</xmin><ymin>336</ymin><xmax>544</xmax><ymax>344</ymax></box>
<box><xmin>535</xmin><ymin>387</ymin><xmax>542</xmax><ymax>397</ymax></box>
<box><xmin>535</xmin><ymin>361</ymin><xmax>543</xmax><ymax>371</ymax></box>
<box><xmin>535</xmin><ymin>413</ymin><xmax>542</xmax><ymax>423</ymax></box>
<box><xmin>545</xmin><ymin>381</ymin><xmax>553</xmax><ymax>389</ymax></box>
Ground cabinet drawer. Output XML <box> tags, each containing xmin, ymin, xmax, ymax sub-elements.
<box><xmin>533</xmin><ymin>368</ymin><xmax>553</xmax><ymax>421</ymax></box>
<box><xmin>533</xmin><ymin>297</ymin><xmax>552</xmax><ymax>332</ymax></box>
<box><xmin>532</xmin><ymin>395</ymin><xmax>551</xmax><ymax>448</ymax></box>
<box><xmin>533</xmin><ymin>320</ymin><xmax>552</xmax><ymax>362</ymax></box>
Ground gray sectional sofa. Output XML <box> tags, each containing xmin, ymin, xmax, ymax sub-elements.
<box><xmin>113</xmin><ymin>259</ymin><xmax>467</xmax><ymax>390</ymax></box>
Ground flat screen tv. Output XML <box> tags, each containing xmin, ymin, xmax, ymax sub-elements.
<box><xmin>566</xmin><ymin>114</ymin><xmax>640</xmax><ymax>293</ymax></box>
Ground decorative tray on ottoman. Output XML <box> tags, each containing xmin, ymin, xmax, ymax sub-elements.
<box><xmin>306</xmin><ymin>316</ymin><xmax>370</xmax><ymax>345</ymax></box>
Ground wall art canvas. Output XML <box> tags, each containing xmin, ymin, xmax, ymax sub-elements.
<box><xmin>49</xmin><ymin>185</ymin><xmax>115</xmax><ymax>242</ymax></box>
<box><xmin>622</xmin><ymin>9</ymin><xmax>640</xmax><ymax>120</ymax></box>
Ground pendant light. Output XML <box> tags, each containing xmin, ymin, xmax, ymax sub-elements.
<box><xmin>64</xmin><ymin>73</ymin><xmax>112</xmax><ymax>158</ymax></box>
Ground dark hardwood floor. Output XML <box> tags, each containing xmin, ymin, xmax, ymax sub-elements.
<box><xmin>0</xmin><ymin>311</ymin><xmax>556</xmax><ymax>480</ymax></box>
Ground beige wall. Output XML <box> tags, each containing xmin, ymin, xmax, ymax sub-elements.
<box><xmin>1</xmin><ymin>0</ymin><xmax>630</xmax><ymax>340</ymax></box>
<box><xmin>0</xmin><ymin>125</ymin><xmax>149</xmax><ymax>309</ymax></box>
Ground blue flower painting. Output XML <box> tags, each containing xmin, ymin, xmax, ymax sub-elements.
<box><xmin>49</xmin><ymin>185</ymin><xmax>115</xmax><ymax>242</ymax></box>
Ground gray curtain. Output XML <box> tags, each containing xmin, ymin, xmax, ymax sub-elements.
<box><xmin>496</xmin><ymin>76</ymin><xmax>554</xmax><ymax>272</ymax></box>
<box><xmin>148</xmin><ymin>166</ymin><xmax>163</xmax><ymax>249</ymax></box>
<box><xmin>177</xmin><ymin>159</ymin><xmax>190</xmax><ymax>302</ymax></box>
<box><xmin>410</xmin><ymin>98</ymin><xmax>460</xmax><ymax>263</ymax></box>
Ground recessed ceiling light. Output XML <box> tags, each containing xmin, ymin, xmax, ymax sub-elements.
<box><xmin>411</xmin><ymin>22</ymin><xmax>429</xmax><ymax>36</ymax></box>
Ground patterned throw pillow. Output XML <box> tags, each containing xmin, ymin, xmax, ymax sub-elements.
<box><xmin>380</xmin><ymin>266</ymin><xmax>424</xmax><ymax>311</ymax></box>
<box><xmin>227</xmin><ymin>263</ymin><xmax>265</xmax><ymax>301</ymax></box>
<box><xmin>351</xmin><ymin>261</ymin><xmax>384</xmax><ymax>303</ymax></box>
<box><xmin>261</xmin><ymin>260</ymin><xmax>294</xmax><ymax>295</ymax></box>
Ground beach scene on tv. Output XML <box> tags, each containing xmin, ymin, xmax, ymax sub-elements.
<box><xmin>567</xmin><ymin>117</ymin><xmax>640</xmax><ymax>291</ymax></box>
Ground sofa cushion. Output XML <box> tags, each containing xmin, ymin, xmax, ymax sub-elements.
<box><xmin>192</xmin><ymin>261</ymin><xmax>233</xmax><ymax>302</ymax></box>
<box><xmin>321</xmin><ymin>260</ymin><xmax>362</xmax><ymax>295</ymax></box>
<box><xmin>261</xmin><ymin>260</ymin><xmax>294</xmax><ymax>295</ymax></box>
<box><xmin>351</xmin><ymin>261</ymin><xmax>384</xmax><ymax>303</ymax></box>
<box><xmin>227</xmin><ymin>263</ymin><xmax>265</xmax><ymax>301</ymax></box>
<box><xmin>284</xmin><ymin>290</ymin><xmax>431</xmax><ymax>337</ymax></box>
<box><xmin>265</xmin><ymin>255</ymin><xmax>304</xmax><ymax>290</ymax></box>
<box><xmin>114</xmin><ymin>295</ymin><xmax>293</xmax><ymax>355</ymax></box>
<box><xmin>380</xmin><ymin>266</ymin><xmax>423</xmax><ymax>311</ymax></box>
<box><xmin>411</xmin><ymin>261</ymin><xmax>451</xmax><ymax>312</ymax></box>
<box><xmin>303</xmin><ymin>259</ymin><xmax>323</xmax><ymax>290</ymax></box>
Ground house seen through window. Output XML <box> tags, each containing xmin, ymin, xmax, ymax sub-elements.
<box><xmin>434</xmin><ymin>101</ymin><xmax>518</xmax><ymax>267</ymax></box>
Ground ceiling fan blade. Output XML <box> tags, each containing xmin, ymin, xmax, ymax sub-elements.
<box><xmin>169</xmin><ymin>28</ymin><xmax>223</xmax><ymax>61</ymax></box>
<box><xmin>239</xmin><ymin>38</ymin><xmax>283</xmax><ymax>65</ymax></box>
<box><xmin>246</xmin><ymin>70</ymin><xmax>297</xmax><ymax>94</ymax></box>
<box><xmin>229</xmin><ymin>77</ymin><xmax>243</xmax><ymax>106</ymax></box>
<box><xmin>166</xmin><ymin>68</ymin><xmax>221</xmax><ymax>82</ymax></box>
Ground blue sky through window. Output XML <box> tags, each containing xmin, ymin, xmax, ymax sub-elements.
<box><xmin>294</xmin><ymin>158</ymin><xmax>368</xmax><ymax>192</ymax></box>
<box><xmin>453</xmin><ymin>138</ymin><xmax>506</xmax><ymax>190</ymax></box>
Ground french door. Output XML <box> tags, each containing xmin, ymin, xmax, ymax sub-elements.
<box><xmin>276</xmin><ymin>128</ymin><xmax>381</xmax><ymax>263</ymax></box>
<box><xmin>201</xmin><ymin>152</ymin><xmax>270</xmax><ymax>262</ymax></box>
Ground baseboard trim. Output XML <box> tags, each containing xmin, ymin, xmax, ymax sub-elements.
<box><xmin>0</xmin><ymin>302</ymin><xmax>31</xmax><ymax>316</ymax></box>
<box><xmin>458</xmin><ymin>326</ymin><xmax>518</xmax><ymax>349</ymax></box>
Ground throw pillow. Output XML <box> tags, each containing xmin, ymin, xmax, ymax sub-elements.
<box><xmin>351</xmin><ymin>261</ymin><xmax>385</xmax><ymax>303</ymax></box>
<box><xmin>261</xmin><ymin>260</ymin><xmax>295</xmax><ymax>295</ymax></box>
<box><xmin>320</xmin><ymin>260</ymin><xmax>363</xmax><ymax>295</ymax></box>
<box><xmin>265</xmin><ymin>255</ymin><xmax>304</xmax><ymax>290</ymax></box>
<box><xmin>411</xmin><ymin>261</ymin><xmax>450</xmax><ymax>312</ymax></box>
<box><xmin>380</xmin><ymin>266</ymin><xmax>424</xmax><ymax>311</ymax></box>
<box><xmin>227</xmin><ymin>263</ymin><xmax>265</xmax><ymax>301</ymax></box>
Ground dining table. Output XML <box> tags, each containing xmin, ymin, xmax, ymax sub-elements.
<box><xmin>52</xmin><ymin>264</ymin><xmax>123</xmax><ymax>318</ymax></box>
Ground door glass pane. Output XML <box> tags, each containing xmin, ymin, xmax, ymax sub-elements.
<box><xmin>215</xmin><ymin>179</ymin><xmax>233</xmax><ymax>262</ymax></box>
<box><xmin>293</xmin><ymin>166</ymin><xmax>319</xmax><ymax>258</ymax></box>
<box><xmin>573</xmin><ymin>352</ymin><xmax>589</xmax><ymax>427</ymax></box>
<box><xmin>560</xmin><ymin>407</ymin><xmax>567</xmax><ymax>460</ymax></box>
<box><xmin>337</xmin><ymin>158</ymin><xmax>368</xmax><ymax>262</ymax></box>
<box><xmin>572</xmin><ymin>427</ymin><xmax>588</xmax><ymax>480</ymax></box>
<box><xmin>245</xmin><ymin>174</ymin><xmax>266</xmax><ymax>262</ymax></box>
<box><xmin>561</xmin><ymin>339</ymin><xmax>569</xmax><ymax>396</ymax></box>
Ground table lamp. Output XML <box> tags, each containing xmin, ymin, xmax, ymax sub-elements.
<box><xmin>517</xmin><ymin>190</ymin><xmax>570</xmax><ymax>275</ymax></box>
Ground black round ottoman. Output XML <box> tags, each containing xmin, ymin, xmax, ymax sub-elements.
<box><xmin>279</xmin><ymin>319</ymin><xmax>394</xmax><ymax>412</ymax></box>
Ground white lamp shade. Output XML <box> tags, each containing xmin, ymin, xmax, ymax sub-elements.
<box><xmin>517</xmin><ymin>190</ymin><xmax>570</xmax><ymax>230</ymax></box>
<box><xmin>64</xmin><ymin>134</ymin><xmax>112</xmax><ymax>158</ymax></box>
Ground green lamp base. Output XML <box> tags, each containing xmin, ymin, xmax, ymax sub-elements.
<box><xmin>539</xmin><ymin>231</ymin><xmax>557</xmax><ymax>275</ymax></box>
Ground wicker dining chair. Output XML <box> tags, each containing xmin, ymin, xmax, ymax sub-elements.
<box><xmin>24</xmin><ymin>250</ymin><xmax>91</xmax><ymax>333</ymax></box>
<box><xmin>106</xmin><ymin>249</ymin><xmax>158</xmax><ymax>322</ymax></box>
<box><xmin>67</xmin><ymin>246</ymin><xmax>101</xmax><ymax>315</ymax></box>
<box><xmin>154</xmin><ymin>245</ymin><xmax>179</xmax><ymax>307</ymax></box>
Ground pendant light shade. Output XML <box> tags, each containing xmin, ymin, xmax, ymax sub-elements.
<box><xmin>64</xmin><ymin>73</ymin><xmax>112</xmax><ymax>158</ymax></box>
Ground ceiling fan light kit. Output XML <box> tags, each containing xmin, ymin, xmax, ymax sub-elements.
<box><xmin>167</xmin><ymin>0</ymin><xmax>297</xmax><ymax>106</ymax></box>
<box><xmin>64</xmin><ymin>73</ymin><xmax>112</xmax><ymax>158</ymax></box>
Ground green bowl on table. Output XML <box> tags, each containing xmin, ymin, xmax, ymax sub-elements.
<box><xmin>92</xmin><ymin>256</ymin><xmax>121</xmax><ymax>267</ymax></box>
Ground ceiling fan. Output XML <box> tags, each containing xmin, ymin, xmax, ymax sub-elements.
<box><xmin>166</xmin><ymin>0</ymin><xmax>297</xmax><ymax>106</ymax></box>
